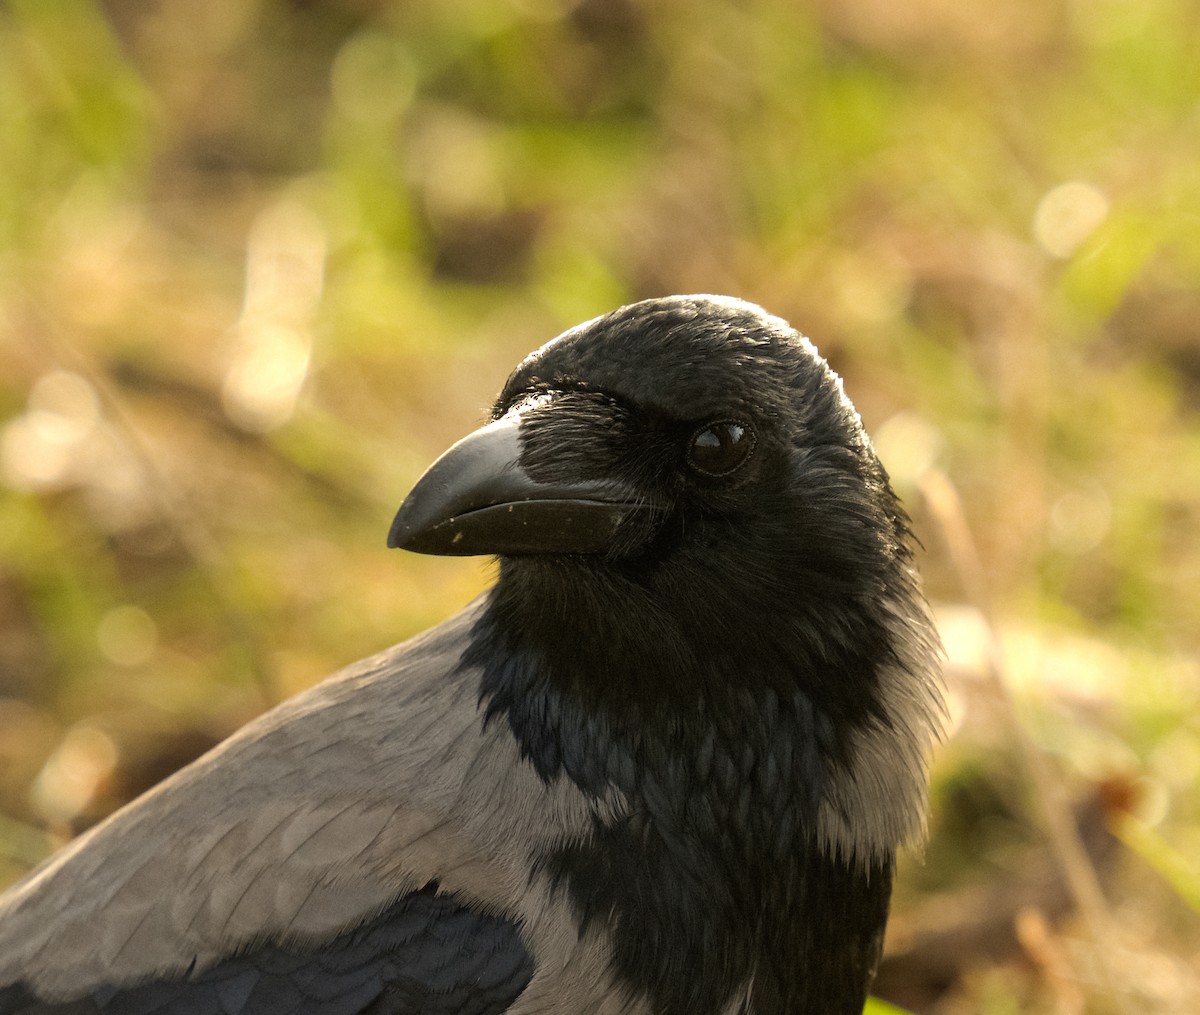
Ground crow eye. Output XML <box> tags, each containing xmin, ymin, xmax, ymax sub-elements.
<box><xmin>687</xmin><ymin>420</ymin><xmax>756</xmax><ymax>477</ymax></box>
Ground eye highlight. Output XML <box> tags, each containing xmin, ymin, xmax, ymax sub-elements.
<box><xmin>686</xmin><ymin>420</ymin><xmax>756</xmax><ymax>477</ymax></box>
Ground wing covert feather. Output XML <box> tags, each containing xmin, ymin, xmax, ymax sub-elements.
<box><xmin>0</xmin><ymin>884</ymin><xmax>533</xmax><ymax>1014</ymax></box>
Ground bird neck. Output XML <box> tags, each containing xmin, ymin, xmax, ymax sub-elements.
<box><xmin>464</xmin><ymin>576</ymin><xmax>902</xmax><ymax>1014</ymax></box>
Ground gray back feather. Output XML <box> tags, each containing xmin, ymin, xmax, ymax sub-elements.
<box><xmin>0</xmin><ymin>599</ymin><xmax>641</xmax><ymax>1012</ymax></box>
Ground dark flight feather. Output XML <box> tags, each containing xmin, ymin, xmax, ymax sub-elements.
<box><xmin>0</xmin><ymin>885</ymin><xmax>531</xmax><ymax>1014</ymax></box>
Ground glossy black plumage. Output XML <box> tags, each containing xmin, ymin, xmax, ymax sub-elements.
<box><xmin>0</xmin><ymin>295</ymin><xmax>942</xmax><ymax>1015</ymax></box>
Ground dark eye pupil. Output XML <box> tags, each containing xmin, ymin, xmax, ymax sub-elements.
<box><xmin>688</xmin><ymin>421</ymin><xmax>755</xmax><ymax>477</ymax></box>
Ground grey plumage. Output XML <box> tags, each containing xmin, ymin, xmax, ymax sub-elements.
<box><xmin>0</xmin><ymin>604</ymin><xmax>633</xmax><ymax>1012</ymax></box>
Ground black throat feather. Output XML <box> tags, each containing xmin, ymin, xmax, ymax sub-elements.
<box><xmin>463</xmin><ymin>560</ymin><xmax>899</xmax><ymax>1015</ymax></box>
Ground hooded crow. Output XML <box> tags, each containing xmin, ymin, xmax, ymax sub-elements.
<box><xmin>0</xmin><ymin>295</ymin><xmax>942</xmax><ymax>1015</ymax></box>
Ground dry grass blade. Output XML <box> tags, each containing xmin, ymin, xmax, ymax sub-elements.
<box><xmin>918</xmin><ymin>466</ymin><xmax>1126</xmax><ymax>1010</ymax></box>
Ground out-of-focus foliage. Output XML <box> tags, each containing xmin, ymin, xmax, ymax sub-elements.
<box><xmin>0</xmin><ymin>0</ymin><xmax>1197</xmax><ymax>1011</ymax></box>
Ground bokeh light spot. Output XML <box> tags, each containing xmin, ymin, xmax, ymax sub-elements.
<box><xmin>1033</xmin><ymin>181</ymin><xmax>1109</xmax><ymax>258</ymax></box>
<box><xmin>32</xmin><ymin>724</ymin><xmax>119</xmax><ymax>826</ymax></box>
<box><xmin>97</xmin><ymin>605</ymin><xmax>158</xmax><ymax>668</ymax></box>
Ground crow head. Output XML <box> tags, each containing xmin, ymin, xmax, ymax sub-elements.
<box><xmin>390</xmin><ymin>295</ymin><xmax>942</xmax><ymax>865</ymax></box>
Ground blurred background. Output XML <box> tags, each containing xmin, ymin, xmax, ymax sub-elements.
<box><xmin>0</xmin><ymin>0</ymin><xmax>1197</xmax><ymax>1011</ymax></box>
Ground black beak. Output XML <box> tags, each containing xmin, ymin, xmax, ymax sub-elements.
<box><xmin>388</xmin><ymin>413</ymin><xmax>660</xmax><ymax>556</ymax></box>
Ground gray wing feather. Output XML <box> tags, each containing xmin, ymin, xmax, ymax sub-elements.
<box><xmin>1</xmin><ymin>882</ymin><xmax>534</xmax><ymax>1014</ymax></box>
<box><xmin>0</xmin><ymin>598</ymin><xmax>638</xmax><ymax>1013</ymax></box>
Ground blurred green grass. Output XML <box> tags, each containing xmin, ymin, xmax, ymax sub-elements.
<box><xmin>0</xmin><ymin>0</ymin><xmax>1198</xmax><ymax>1011</ymax></box>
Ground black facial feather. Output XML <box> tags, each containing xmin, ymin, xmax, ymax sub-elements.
<box><xmin>465</xmin><ymin>296</ymin><xmax>942</xmax><ymax>1014</ymax></box>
